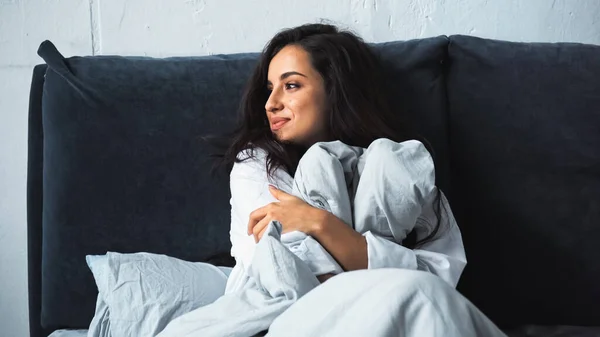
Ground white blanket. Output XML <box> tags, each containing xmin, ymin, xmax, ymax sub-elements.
<box><xmin>266</xmin><ymin>268</ymin><xmax>507</xmax><ymax>337</ymax></box>
<box><xmin>225</xmin><ymin>138</ymin><xmax>466</xmax><ymax>295</ymax></box>
<box><xmin>90</xmin><ymin>139</ymin><xmax>504</xmax><ymax>337</ymax></box>
<box><xmin>157</xmin><ymin>225</ymin><xmax>505</xmax><ymax>337</ymax></box>
<box><xmin>157</xmin><ymin>221</ymin><xmax>319</xmax><ymax>337</ymax></box>
<box><xmin>159</xmin><ymin>139</ymin><xmax>418</xmax><ymax>336</ymax></box>
<box><xmin>156</xmin><ymin>140</ymin><xmax>505</xmax><ymax>337</ymax></box>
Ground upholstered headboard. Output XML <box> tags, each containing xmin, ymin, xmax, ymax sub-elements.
<box><xmin>27</xmin><ymin>37</ymin><xmax>453</xmax><ymax>336</ymax></box>
<box><xmin>28</xmin><ymin>35</ymin><xmax>600</xmax><ymax>336</ymax></box>
<box><xmin>27</xmin><ymin>41</ymin><xmax>257</xmax><ymax>336</ymax></box>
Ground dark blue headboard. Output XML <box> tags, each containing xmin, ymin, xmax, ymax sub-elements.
<box><xmin>27</xmin><ymin>41</ymin><xmax>256</xmax><ymax>335</ymax></box>
<box><xmin>27</xmin><ymin>37</ymin><xmax>452</xmax><ymax>336</ymax></box>
<box><xmin>28</xmin><ymin>64</ymin><xmax>51</xmax><ymax>337</ymax></box>
<box><xmin>29</xmin><ymin>35</ymin><xmax>600</xmax><ymax>335</ymax></box>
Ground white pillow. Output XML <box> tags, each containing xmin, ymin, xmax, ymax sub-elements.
<box><xmin>86</xmin><ymin>252</ymin><xmax>229</xmax><ymax>337</ymax></box>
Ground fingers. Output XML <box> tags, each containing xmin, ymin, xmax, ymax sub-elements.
<box><xmin>268</xmin><ymin>185</ymin><xmax>280</xmax><ymax>199</ymax></box>
<box><xmin>253</xmin><ymin>216</ymin><xmax>272</xmax><ymax>243</ymax></box>
<box><xmin>247</xmin><ymin>206</ymin><xmax>268</xmax><ymax>235</ymax></box>
<box><xmin>269</xmin><ymin>185</ymin><xmax>295</xmax><ymax>201</ymax></box>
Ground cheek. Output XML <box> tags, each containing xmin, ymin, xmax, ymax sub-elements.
<box><xmin>291</xmin><ymin>94</ymin><xmax>324</xmax><ymax>121</ymax></box>
<box><xmin>286</xmin><ymin>90</ymin><xmax>327</xmax><ymax>137</ymax></box>
<box><xmin>311</xmin><ymin>94</ymin><xmax>328</xmax><ymax>126</ymax></box>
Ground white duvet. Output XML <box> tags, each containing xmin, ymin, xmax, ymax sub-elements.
<box><xmin>87</xmin><ymin>139</ymin><xmax>505</xmax><ymax>337</ymax></box>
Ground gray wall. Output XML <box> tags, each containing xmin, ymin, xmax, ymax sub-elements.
<box><xmin>1</xmin><ymin>0</ymin><xmax>599</xmax><ymax>336</ymax></box>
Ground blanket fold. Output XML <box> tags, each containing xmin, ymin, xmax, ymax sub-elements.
<box><xmin>156</xmin><ymin>221</ymin><xmax>320</xmax><ymax>337</ymax></box>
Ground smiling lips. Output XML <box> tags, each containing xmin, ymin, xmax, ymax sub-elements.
<box><xmin>270</xmin><ymin>117</ymin><xmax>290</xmax><ymax>131</ymax></box>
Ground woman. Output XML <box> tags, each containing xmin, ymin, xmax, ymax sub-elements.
<box><xmin>217</xmin><ymin>23</ymin><xmax>506</xmax><ymax>336</ymax></box>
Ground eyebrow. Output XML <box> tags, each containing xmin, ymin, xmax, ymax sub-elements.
<box><xmin>267</xmin><ymin>71</ymin><xmax>307</xmax><ymax>85</ymax></box>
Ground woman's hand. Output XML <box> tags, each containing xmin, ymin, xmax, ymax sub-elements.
<box><xmin>248</xmin><ymin>185</ymin><xmax>368</xmax><ymax>271</ymax></box>
<box><xmin>247</xmin><ymin>185</ymin><xmax>326</xmax><ymax>242</ymax></box>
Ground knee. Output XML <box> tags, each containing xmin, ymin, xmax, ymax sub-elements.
<box><xmin>366</xmin><ymin>139</ymin><xmax>428</xmax><ymax>165</ymax></box>
<box><xmin>369</xmin><ymin>138</ymin><xmax>397</xmax><ymax>150</ymax></box>
<box><xmin>363</xmin><ymin>138</ymin><xmax>403</xmax><ymax>172</ymax></box>
<box><xmin>363</xmin><ymin>139</ymin><xmax>435</xmax><ymax>193</ymax></box>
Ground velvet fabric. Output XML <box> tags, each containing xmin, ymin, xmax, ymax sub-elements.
<box><xmin>28</xmin><ymin>64</ymin><xmax>53</xmax><ymax>337</ymax></box>
<box><xmin>446</xmin><ymin>35</ymin><xmax>600</xmax><ymax>328</ymax></box>
<box><xmin>31</xmin><ymin>36</ymin><xmax>452</xmax><ymax>333</ymax></box>
<box><xmin>374</xmin><ymin>36</ymin><xmax>452</xmax><ymax>192</ymax></box>
<box><xmin>27</xmin><ymin>34</ymin><xmax>600</xmax><ymax>336</ymax></box>
<box><xmin>37</xmin><ymin>40</ymin><xmax>255</xmax><ymax>330</ymax></box>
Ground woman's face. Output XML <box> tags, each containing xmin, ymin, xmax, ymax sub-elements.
<box><xmin>265</xmin><ymin>44</ymin><xmax>329</xmax><ymax>147</ymax></box>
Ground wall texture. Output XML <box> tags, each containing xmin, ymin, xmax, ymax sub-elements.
<box><xmin>1</xmin><ymin>0</ymin><xmax>599</xmax><ymax>336</ymax></box>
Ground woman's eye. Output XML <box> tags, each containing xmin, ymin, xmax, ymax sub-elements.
<box><xmin>285</xmin><ymin>83</ymin><xmax>300</xmax><ymax>90</ymax></box>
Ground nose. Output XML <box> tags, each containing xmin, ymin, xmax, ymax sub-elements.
<box><xmin>265</xmin><ymin>87</ymin><xmax>283</xmax><ymax>113</ymax></box>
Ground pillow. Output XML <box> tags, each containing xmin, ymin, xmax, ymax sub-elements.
<box><xmin>86</xmin><ymin>252</ymin><xmax>230</xmax><ymax>337</ymax></box>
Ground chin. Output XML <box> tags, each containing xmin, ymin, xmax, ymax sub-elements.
<box><xmin>273</xmin><ymin>133</ymin><xmax>299</xmax><ymax>146</ymax></box>
<box><xmin>273</xmin><ymin>130</ymin><xmax>291</xmax><ymax>141</ymax></box>
<box><xmin>277</xmin><ymin>136</ymin><xmax>296</xmax><ymax>145</ymax></box>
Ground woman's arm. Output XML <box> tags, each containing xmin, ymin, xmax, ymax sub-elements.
<box><xmin>229</xmin><ymin>149</ymin><xmax>294</xmax><ymax>273</ymax></box>
<box><xmin>362</xmin><ymin>193</ymin><xmax>467</xmax><ymax>287</ymax></box>
<box><xmin>265</xmin><ymin>186</ymin><xmax>466</xmax><ymax>287</ymax></box>
<box><xmin>303</xmin><ymin>192</ymin><xmax>466</xmax><ymax>287</ymax></box>
<box><xmin>248</xmin><ymin>186</ymin><xmax>365</xmax><ymax>282</ymax></box>
<box><xmin>231</xmin><ymin>149</ymin><xmax>342</xmax><ymax>279</ymax></box>
<box><xmin>245</xmin><ymin>140</ymin><xmax>466</xmax><ymax>286</ymax></box>
<box><xmin>288</xmin><ymin>139</ymin><xmax>466</xmax><ymax>287</ymax></box>
<box><xmin>307</xmin><ymin>211</ymin><xmax>368</xmax><ymax>271</ymax></box>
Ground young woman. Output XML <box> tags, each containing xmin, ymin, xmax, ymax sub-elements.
<box><xmin>216</xmin><ymin>23</ymin><xmax>507</xmax><ymax>336</ymax></box>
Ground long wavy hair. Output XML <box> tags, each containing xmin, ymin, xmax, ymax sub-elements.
<box><xmin>212</xmin><ymin>23</ymin><xmax>443</xmax><ymax>248</ymax></box>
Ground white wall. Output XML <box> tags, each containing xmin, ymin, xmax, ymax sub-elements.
<box><xmin>1</xmin><ymin>0</ymin><xmax>599</xmax><ymax>336</ymax></box>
